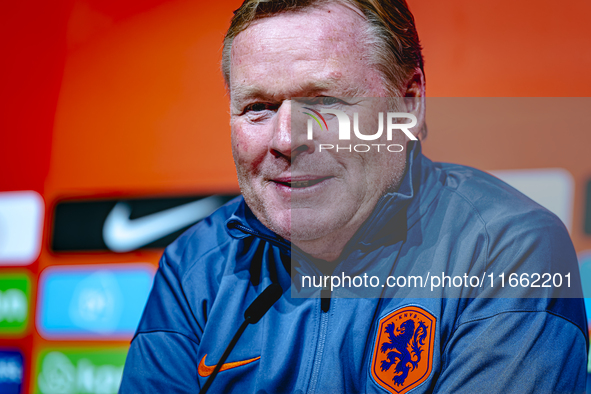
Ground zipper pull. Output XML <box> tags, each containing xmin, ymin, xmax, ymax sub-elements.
<box><xmin>320</xmin><ymin>288</ymin><xmax>331</xmax><ymax>313</ymax></box>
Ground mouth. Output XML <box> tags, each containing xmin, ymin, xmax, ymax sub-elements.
<box><xmin>273</xmin><ymin>176</ymin><xmax>333</xmax><ymax>189</ymax></box>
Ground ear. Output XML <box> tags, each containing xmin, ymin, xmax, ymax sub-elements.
<box><xmin>404</xmin><ymin>68</ymin><xmax>425</xmax><ymax>98</ymax></box>
<box><xmin>403</xmin><ymin>68</ymin><xmax>427</xmax><ymax>140</ymax></box>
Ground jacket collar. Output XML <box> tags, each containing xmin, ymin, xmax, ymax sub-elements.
<box><xmin>346</xmin><ymin>140</ymin><xmax>443</xmax><ymax>250</ymax></box>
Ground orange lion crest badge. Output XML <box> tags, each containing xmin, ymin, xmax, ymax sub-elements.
<box><xmin>371</xmin><ymin>306</ymin><xmax>436</xmax><ymax>394</ymax></box>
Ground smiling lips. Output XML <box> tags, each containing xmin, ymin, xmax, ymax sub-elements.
<box><xmin>274</xmin><ymin>176</ymin><xmax>333</xmax><ymax>188</ymax></box>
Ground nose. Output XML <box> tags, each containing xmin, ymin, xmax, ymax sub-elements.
<box><xmin>270</xmin><ymin>100</ymin><xmax>314</xmax><ymax>160</ymax></box>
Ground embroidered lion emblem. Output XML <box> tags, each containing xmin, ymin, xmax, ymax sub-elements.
<box><xmin>379</xmin><ymin>319</ymin><xmax>428</xmax><ymax>385</ymax></box>
<box><xmin>371</xmin><ymin>307</ymin><xmax>436</xmax><ymax>394</ymax></box>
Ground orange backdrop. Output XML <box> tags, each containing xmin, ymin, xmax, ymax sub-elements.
<box><xmin>1</xmin><ymin>1</ymin><xmax>590</xmax><ymax>392</ymax></box>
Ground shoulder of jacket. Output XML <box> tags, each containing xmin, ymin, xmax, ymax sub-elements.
<box><xmin>436</xmin><ymin>162</ymin><xmax>565</xmax><ymax>233</ymax></box>
<box><xmin>161</xmin><ymin>196</ymin><xmax>244</xmax><ymax>280</ymax></box>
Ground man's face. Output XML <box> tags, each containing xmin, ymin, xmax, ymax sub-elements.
<box><xmin>229</xmin><ymin>4</ymin><xmax>409</xmax><ymax>260</ymax></box>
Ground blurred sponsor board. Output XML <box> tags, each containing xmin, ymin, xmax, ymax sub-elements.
<box><xmin>37</xmin><ymin>264</ymin><xmax>154</xmax><ymax>340</ymax></box>
<box><xmin>0</xmin><ymin>349</ymin><xmax>24</xmax><ymax>394</ymax></box>
<box><xmin>0</xmin><ymin>273</ymin><xmax>31</xmax><ymax>335</ymax></box>
<box><xmin>0</xmin><ymin>191</ymin><xmax>44</xmax><ymax>265</ymax></box>
<box><xmin>34</xmin><ymin>348</ymin><xmax>127</xmax><ymax>394</ymax></box>
<box><xmin>52</xmin><ymin>195</ymin><xmax>238</xmax><ymax>252</ymax></box>
<box><xmin>491</xmin><ymin>168</ymin><xmax>574</xmax><ymax>231</ymax></box>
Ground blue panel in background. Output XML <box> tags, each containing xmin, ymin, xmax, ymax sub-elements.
<box><xmin>577</xmin><ymin>251</ymin><xmax>591</xmax><ymax>393</ymax></box>
<box><xmin>579</xmin><ymin>253</ymin><xmax>591</xmax><ymax>325</ymax></box>
<box><xmin>0</xmin><ymin>349</ymin><xmax>24</xmax><ymax>394</ymax></box>
<box><xmin>37</xmin><ymin>264</ymin><xmax>155</xmax><ymax>339</ymax></box>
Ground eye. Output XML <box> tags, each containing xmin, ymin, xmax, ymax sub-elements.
<box><xmin>321</xmin><ymin>97</ymin><xmax>342</xmax><ymax>106</ymax></box>
<box><xmin>243</xmin><ymin>102</ymin><xmax>279</xmax><ymax>114</ymax></box>
<box><xmin>248</xmin><ymin>103</ymin><xmax>267</xmax><ymax>112</ymax></box>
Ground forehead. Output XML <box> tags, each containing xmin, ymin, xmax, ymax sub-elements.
<box><xmin>229</xmin><ymin>3</ymin><xmax>384</xmax><ymax>100</ymax></box>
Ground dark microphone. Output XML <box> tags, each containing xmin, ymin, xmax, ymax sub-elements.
<box><xmin>199</xmin><ymin>283</ymin><xmax>283</xmax><ymax>394</ymax></box>
<box><xmin>243</xmin><ymin>283</ymin><xmax>283</xmax><ymax>323</ymax></box>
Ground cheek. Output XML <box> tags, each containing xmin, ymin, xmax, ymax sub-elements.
<box><xmin>359</xmin><ymin>151</ymin><xmax>405</xmax><ymax>187</ymax></box>
<box><xmin>232</xmin><ymin>126</ymin><xmax>249</xmax><ymax>155</ymax></box>
<box><xmin>232</xmin><ymin>124</ymin><xmax>269</xmax><ymax>169</ymax></box>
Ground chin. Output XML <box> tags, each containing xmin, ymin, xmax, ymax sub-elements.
<box><xmin>260</xmin><ymin>207</ymin><xmax>292</xmax><ymax>240</ymax></box>
<box><xmin>289</xmin><ymin>208</ymin><xmax>346</xmax><ymax>243</ymax></box>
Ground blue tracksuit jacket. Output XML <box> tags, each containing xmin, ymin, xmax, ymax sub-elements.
<box><xmin>120</xmin><ymin>142</ymin><xmax>588</xmax><ymax>393</ymax></box>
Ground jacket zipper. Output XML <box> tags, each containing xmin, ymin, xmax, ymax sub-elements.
<box><xmin>308</xmin><ymin>294</ymin><xmax>330</xmax><ymax>394</ymax></box>
<box><xmin>231</xmin><ymin>220</ymin><xmax>333</xmax><ymax>394</ymax></box>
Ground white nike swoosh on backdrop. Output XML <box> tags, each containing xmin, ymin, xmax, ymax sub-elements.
<box><xmin>103</xmin><ymin>196</ymin><xmax>224</xmax><ymax>252</ymax></box>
